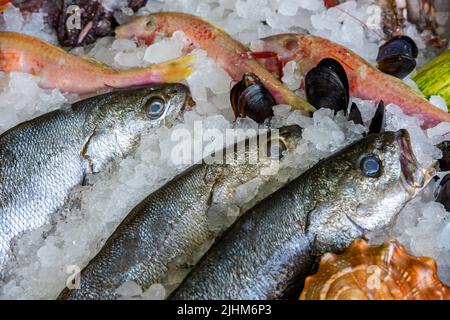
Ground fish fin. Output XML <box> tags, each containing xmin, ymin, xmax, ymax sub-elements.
<box><xmin>152</xmin><ymin>54</ymin><xmax>197</xmax><ymax>83</ymax></box>
<box><xmin>81</xmin><ymin>174</ymin><xmax>93</xmax><ymax>187</ymax></box>
<box><xmin>79</xmin><ymin>55</ymin><xmax>113</xmax><ymax>72</ymax></box>
<box><xmin>368</xmin><ymin>100</ymin><xmax>386</xmax><ymax>134</ymax></box>
<box><xmin>300</xmin><ymin>206</ymin><xmax>316</xmax><ymax>235</ymax></box>
<box><xmin>243</xmin><ymin>51</ymin><xmax>284</xmax><ymax>79</ymax></box>
<box><xmin>287</xmin><ymin>93</ymin><xmax>316</xmax><ymax>114</ymax></box>
<box><xmin>80</xmin><ymin>127</ymin><xmax>98</xmax><ymax>174</ymax></box>
<box><xmin>104</xmin><ymin>83</ymin><xmax>120</xmax><ymax>89</ymax></box>
<box><xmin>204</xmin><ymin>19</ymin><xmax>227</xmax><ymax>35</ymax></box>
<box><xmin>348</xmin><ymin>102</ymin><xmax>364</xmax><ymax>126</ymax></box>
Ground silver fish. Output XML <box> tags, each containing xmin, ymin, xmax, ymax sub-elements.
<box><xmin>0</xmin><ymin>84</ymin><xmax>190</xmax><ymax>267</ymax></box>
<box><xmin>58</xmin><ymin>125</ymin><xmax>303</xmax><ymax>300</ymax></box>
<box><xmin>170</xmin><ymin>130</ymin><xmax>435</xmax><ymax>300</ymax></box>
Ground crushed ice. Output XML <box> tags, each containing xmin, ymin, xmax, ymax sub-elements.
<box><xmin>0</xmin><ymin>0</ymin><xmax>450</xmax><ymax>300</ymax></box>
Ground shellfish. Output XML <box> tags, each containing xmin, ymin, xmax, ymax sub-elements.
<box><xmin>305</xmin><ymin>58</ymin><xmax>350</xmax><ymax>115</ymax></box>
<box><xmin>378</xmin><ymin>0</ymin><xmax>450</xmax><ymax>48</ymax></box>
<box><xmin>376</xmin><ymin>36</ymin><xmax>418</xmax><ymax>79</ymax></box>
<box><xmin>230</xmin><ymin>73</ymin><xmax>275</xmax><ymax>124</ymax></box>
<box><xmin>300</xmin><ymin>239</ymin><xmax>450</xmax><ymax>300</ymax></box>
<box><xmin>435</xmin><ymin>173</ymin><xmax>450</xmax><ymax>211</ymax></box>
<box><xmin>324</xmin><ymin>0</ymin><xmax>450</xmax><ymax>49</ymax></box>
<box><xmin>437</xmin><ymin>140</ymin><xmax>450</xmax><ymax>171</ymax></box>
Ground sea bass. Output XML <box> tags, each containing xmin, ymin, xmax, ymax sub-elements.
<box><xmin>258</xmin><ymin>33</ymin><xmax>450</xmax><ymax>129</ymax></box>
<box><xmin>170</xmin><ymin>130</ymin><xmax>435</xmax><ymax>300</ymax></box>
<box><xmin>0</xmin><ymin>32</ymin><xmax>195</xmax><ymax>94</ymax></box>
<box><xmin>0</xmin><ymin>84</ymin><xmax>191</xmax><ymax>267</ymax></box>
<box><xmin>115</xmin><ymin>12</ymin><xmax>314</xmax><ymax>113</ymax></box>
<box><xmin>58</xmin><ymin>126</ymin><xmax>303</xmax><ymax>300</ymax></box>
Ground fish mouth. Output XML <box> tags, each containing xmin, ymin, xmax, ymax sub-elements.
<box><xmin>396</xmin><ymin>129</ymin><xmax>436</xmax><ymax>193</ymax></box>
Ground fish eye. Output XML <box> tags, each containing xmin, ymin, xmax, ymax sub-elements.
<box><xmin>145</xmin><ymin>17</ymin><xmax>155</xmax><ymax>28</ymax></box>
<box><xmin>145</xmin><ymin>97</ymin><xmax>166</xmax><ymax>120</ymax></box>
<box><xmin>284</xmin><ymin>38</ymin><xmax>298</xmax><ymax>51</ymax></box>
<box><xmin>360</xmin><ymin>154</ymin><xmax>382</xmax><ymax>177</ymax></box>
<box><xmin>267</xmin><ymin>139</ymin><xmax>287</xmax><ymax>160</ymax></box>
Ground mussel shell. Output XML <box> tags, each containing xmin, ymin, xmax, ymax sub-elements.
<box><xmin>368</xmin><ymin>100</ymin><xmax>385</xmax><ymax>134</ymax></box>
<box><xmin>230</xmin><ymin>73</ymin><xmax>275</xmax><ymax>124</ymax></box>
<box><xmin>348</xmin><ymin>102</ymin><xmax>364</xmax><ymax>126</ymax></box>
<box><xmin>377</xmin><ymin>35</ymin><xmax>419</xmax><ymax>61</ymax></box>
<box><xmin>230</xmin><ymin>78</ymin><xmax>246</xmax><ymax>118</ymax></box>
<box><xmin>377</xmin><ymin>35</ymin><xmax>418</xmax><ymax>79</ymax></box>
<box><xmin>300</xmin><ymin>239</ymin><xmax>450</xmax><ymax>300</ymax></box>
<box><xmin>435</xmin><ymin>174</ymin><xmax>450</xmax><ymax>212</ymax></box>
<box><xmin>305</xmin><ymin>59</ymin><xmax>349</xmax><ymax>115</ymax></box>
<box><xmin>238</xmin><ymin>84</ymin><xmax>275</xmax><ymax>124</ymax></box>
<box><xmin>317</xmin><ymin>58</ymin><xmax>350</xmax><ymax>105</ymax></box>
<box><xmin>437</xmin><ymin>141</ymin><xmax>450</xmax><ymax>172</ymax></box>
<box><xmin>378</xmin><ymin>54</ymin><xmax>417</xmax><ymax>79</ymax></box>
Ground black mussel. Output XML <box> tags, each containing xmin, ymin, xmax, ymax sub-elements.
<box><xmin>230</xmin><ymin>73</ymin><xmax>275</xmax><ymax>124</ymax></box>
<box><xmin>378</xmin><ymin>36</ymin><xmax>419</xmax><ymax>60</ymax></box>
<box><xmin>377</xmin><ymin>35</ymin><xmax>418</xmax><ymax>79</ymax></box>
<box><xmin>317</xmin><ymin>58</ymin><xmax>350</xmax><ymax>105</ymax></box>
<box><xmin>368</xmin><ymin>100</ymin><xmax>385</xmax><ymax>134</ymax></box>
<box><xmin>435</xmin><ymin>174</ymin><xmax>450</xmax><ymax>212</ymax></box>
<box><xmin>437</xmin><ymin>141</ymin><xmax>450</xmax><ymax>172</ymax></box>
<box><xmin>348</xmin><ymin>102</ymin><xmax>364</xmax><ymax>126</ymax></box>
<box><xmin>305</xmin><ymin>58</ymin><xmax>349</xmax><ymax>115</ymax></box>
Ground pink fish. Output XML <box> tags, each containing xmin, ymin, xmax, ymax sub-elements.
<box><xmin>0</xmin><ymin>31</ymin><xmax>195</xmax><ymax>94</ymax></box>
<box><xmin>258</xmin><ymin>33</ymin><xmax>450</xmax><ymax>129</ymax></box>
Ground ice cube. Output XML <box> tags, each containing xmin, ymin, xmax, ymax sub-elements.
<box><xmin>141</xmin><ymin>283</ymin><xmax>166</xmax><ymax>300</ymax></box>
<box><xmin>282</xmin><ymin>61</ymin><xmax>301</xmax><ymax>90</ymax></box>
<box><xmin>143</xmin><ymin>31</ymin><xmax>188</xmax><ymax>64</ymax></box>
<box><xmin>429</xmin><ymin>95</ymin><xmax>448</xmax><ymax>112</ymax></box>
<box><xmin>116</xmin><ymin>281</ymin><xmax>143</xmax><ymax>298</ymax></box>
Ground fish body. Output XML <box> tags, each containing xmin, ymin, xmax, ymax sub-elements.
<box><xmin>115</xmin><ymin>12</ymin><xmax>314</xmax><ymax>113</ymax></box>
<box><xmin>171</xmin><ymin>130</ymin><xmax>434</xmax><ymax>299</ymax></box>
<box><xmin>0</xmin><ymin>32</ymin><xmax>195</xmax><ymax>94</ymax></box>
<box><xmin>0</xmin><ymin>84</ymin><xmax>190</xmax><ymax>267</ymax></box>
<box><xmin>259</xmin><ymin>33</ymin><xmax>450</xmax><ymax>129</ymax></box>
<box><xmin>58</xmin><ymin>126</ymin><xmax>303</xmax><ymax>299</ymax></box>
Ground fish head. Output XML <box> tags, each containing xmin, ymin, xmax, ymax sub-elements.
<box><xmin>259</xmin><ymin>33</ymin><xmax>303</xmax><ymax>62</ymax></box>
<box><xmin>115</xmin><ymin>14</ymin><xmax>159</xmax><ymax>44</ymax></box>
<box><xmin>84</xmin><ymin>83</ymin><xmax>191</xmax><ymax>172</ymax></box>
<box><xmin>308</xmin><ymin>130</ymin><xmax>436</xmax><ymax>253</ymax></box>
<box><xmin>258</xmin><ymin>33</ymin><xmax>320</xmax><ymax>71</ymax></box>
<box><xmin>97</xmin><ymin>83</ymin><xmax>191</xmax><ymax>129</ymax></box>
<box><xmin>259</xmin><ymin>34</ymin><xmax>345</xmax><ymax>78</ymax></box>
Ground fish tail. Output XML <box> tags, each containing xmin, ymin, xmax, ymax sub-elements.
<box><xmin>151</xmin><ymin>54</ymin><xmax>196</xmax><ymax>83</ymax></box>
<box><xmin>0</xmin><ymin>0</ymin><xmax>11</xmax><ymax>12</ymax></box>
<box><xmin>286</xmin><ymin>93</ymin><xmax>316</xmax><ymax>113</ymax></box>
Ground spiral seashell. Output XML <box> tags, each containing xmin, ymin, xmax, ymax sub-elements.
<box><xmin>300</xmin><ymin>239</ymin><xmax>450</xmax><ymax>300</ymax></box>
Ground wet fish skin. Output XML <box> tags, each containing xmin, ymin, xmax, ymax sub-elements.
<box><xmin>115</xmin><ymin>12</ymin><xmax>314</xmax><ymax>113</ymax></box>
<box><xmin>170</xmin><ymin>130</ymin><xmax>433</xmax><ymax>300</ymax></box>
<box><xmin>0</xmin><ymin>32</ymin><xmax>195</xmax><ymax>94</ymax></box>
<box><xmin>58</xmin><ymin>126</ymin><xmax>303</xmax><ymax>300</ymax></box>
<box><xmin>259</xmin><ymin>33</ymin><xmax>450</xmax><ymax>129</ymax></box>
<box><xmin>0</xmin><ymin>84</ymin><xmax>190</xmax><ymax>267</ymax></box>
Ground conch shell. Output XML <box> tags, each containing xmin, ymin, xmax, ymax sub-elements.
<box><xmin>300</xmin><ymin>239</ymin><xmax>450</xmax><ymax>300</ymax></box>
